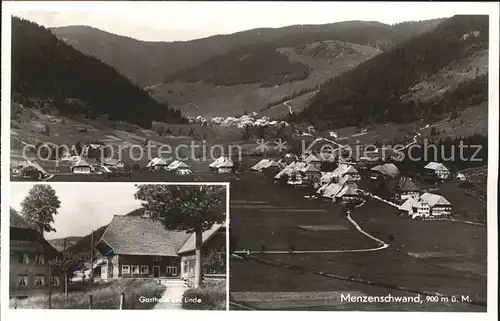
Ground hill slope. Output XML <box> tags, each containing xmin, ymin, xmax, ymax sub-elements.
<box><xmin>52</xmin><ymin>19</ymin><xmax>444</xmax><ymax>87</ymax></box>
<box><xmin>296</xmin><ymin>15</ymin><xmax>489</xmax><ymax>129</ymax></box>
<box><xmin>12</xmin><ymin>17</ymin><xmax>187</xmax><ymax>128</ymax></box>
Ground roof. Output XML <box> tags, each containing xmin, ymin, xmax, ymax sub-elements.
<box><xmin>399</xmin><ymin>198</ymin><xmax>419</xmax><ymax>212</ymax></box>
<box><xmin>217</xmin><ymin>159</ymin><xmax>234</xmax><ymax>168</ymax></box>
<box><xmin>71</xmin><ymin>159</ymin><xmax>91</xmax><ymax>168</ymax></box>
<box><xmin>371</xmin><ymin>163</ymin><xmax>399</xmax><ymax>177</ymax></box>
<box><xmin>322</xmin><ymin>183</ymin><xmax>344</xmax><ymax>198</ymax></box>
<box><xmin>332</xmin><ymin>164</ymin><xmax>358</xmax><ymax>177</ymax></box>
<box><xmin>398</xmin><ymin>177</ymin><xmax>419</xmax><ymax>192</ymax></box>
<box><xmin>147</xmin><ymin>157</ymin><xmax>168</xmax><ymax>167</ymax></box>
<box><xmin>177</xmin><ymin>223</ymin><xmax>225</xmax><ymax>254</ymax></box>
<box><xmin>320</xmin><ymin>172</ymin><xmax>335</xmax><ymax>184</ymax></box>
<box><xmin>424</xmin><ymin>162</ymin><xmax>450</xmax><ymax>172</ymax></box>
<box><xmin>304</xmin><ymin>154</ymin><xmax>321</xmax><ymax>163</ymax></box>
<box><xmin>418</xmin><ymin>193</ymin><xmax>451</xmax><ymax>207</ymax></box>
<box><xmin>168</xmin><ymin>160</ymin><xmax>191</xmax><ymax>170</ymax></box>
<box><xmin>300</xmin><ymin>164</ymin><xmax>321</xmax><ymax>173</ymax></box>
<box><xmin>209</xmin><ymin>156</ymin><xmax>231</xmax><ymax>168</ymax></box>
<box><xmin>10</xmin><ymin>207</ymin><xmax>35</xmax><ymax>230</ymax></box>
<box><xmin>337</xmin><ymin>185</ymin><xmax>359</xmax><ymax>197</ymax></box>
<box><xmin>251</xmin><ymin>159</ymin><xmax>271</xmax><ymax>171</ymax></box>
<box><xmin>338</xmin><ymin>175</ymin><xmax>358</xmax><ymax>187</ymax></box>
<box><xmin>98</xmin><ymin>215</ymin><xmax>190</xmax><ymax>256</ymax></box>
<box><xmin>67</xmin><ymin>225</ymin><xmax>109</xmax><ymax>254</ymax></box>
<box><xmin>274</xmin><ymin>167</ymin><xmax>294</xmax><ymax>179</ymax></box>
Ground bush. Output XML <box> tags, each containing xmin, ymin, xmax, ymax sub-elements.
<box><xmin>181</xmin><ymin>281</ymin><xmax>226</xmax><ymax>310</ymax></box>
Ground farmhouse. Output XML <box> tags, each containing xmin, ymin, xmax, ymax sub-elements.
<box><xmin>9</xmin><ymin>208</ymin><xmax>62</xmax><ymax>297</ymax></box>
<box><xmin>335</xmin><ymin>185</ymin><xmax>363</xmax><ymax>204</ymax></box>
<box><xmin>94</xmin><ymin>215</ymin><xmax>225</xmax><ymax>280</ymax></box>
<box><xmin>398</xmin><ymin>198</ymin><xmax>419</xmax><ymax>217</ymax></box>
<box><xmin>209</xmin><ymin>156</ymin><xmax>234</xmax><ymax>173</ymax></box>
<box><xmin>319</xmin><ymin>183</ymin><xmax>343</xmax><ymax>200</ymax></box>
<box><xmin>167</xmin><ymin>160</ymin><xmax>193</xmax><ymax>175</ymax></box>
<box><xmin>424</xmin><ymin>162</ymin><xmax>451</xmax><ymax>180</ymax></box>
<box><xmin>411</xmin><ymin>193</ymin><xmax>452</xmax><ymax>219</ymax></box>
<box><xmin>370</xmin><ymin>163</ymin><xmax>399</xmax><ymax>178</ymax></box>
<box><xmin>299</xmin><ymin>164</ymin><xmax>322</xmax><ymax>187</ymax></box>
<box><xmin>393</xmin><ymin>177</ymin><xmax>420</xmax><ymax>202</ymax></box>
<box><xmin>331</xmin><ymin>164</ymin><xmax>361</xmax><ymax>181</ymax></box>
<box><xmin>251</xmin><ymin>159</ymin><xmax>272</xmax><ymax>171</ymax></box>
<box><xmin>146</xmin><ymin>157</ymin><xmax>169</xmax><ymax>171</ymax></box>
<box><xmin>70</xmin><ymin>159</ymin><xmax>92</xmax><ymax>174</ymax></box>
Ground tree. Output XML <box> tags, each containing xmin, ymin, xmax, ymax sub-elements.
<box><xmin>21</xmin><ymin>184</ymin><xmax>61</xmax><ymax>235</ymax></box>
<box><xmin>49</xmin><ymin>252</ymin><xmax>83</xmax><ymax>299</ymax></box>
<box><xmin>134</xmin><ymin>185</ymin><xmax>226</xmax><ymax>288</ymax></box>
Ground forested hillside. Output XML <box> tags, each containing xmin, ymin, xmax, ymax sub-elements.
<box><xmin>296</xmin><ymin>15</ymin><xmax>488</xmax><ymax>129</ymax></box>
<box><xmin>12</xmin><ymin>17</ymin><xmax>187</xmax><ymax>128</ymax></box>
<box><xmin>52</xmin><ymin>19</ymin><xmax>443</xmax><ymax>87</ymax></box>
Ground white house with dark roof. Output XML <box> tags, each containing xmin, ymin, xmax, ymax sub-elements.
<box><xmin>424</xmin><ymin>162</ymin><xmax>451</xmax><ymax>180</ymax></box>
<box><xmin>95</xmin><ymin>215</ymin><xmax>225</xmax><ymax>280</ymax></box>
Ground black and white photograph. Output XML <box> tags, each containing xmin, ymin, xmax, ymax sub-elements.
<box><xmin>1</xmin><ymin>0</ymin><xmax>499</xmax><ymax>319</ymax></box>
<box><xmin>7</xmin><ymin>183</ymin><xmax>227</xmax><ymax>310</ymax></box>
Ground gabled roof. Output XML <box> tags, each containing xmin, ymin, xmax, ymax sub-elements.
<box><xmin>168</xmin><ymin>160</ymin><xmax>191</xmax><ymax>170</ymax></box>
<box><xmin>209</xmin><ymin>156</ymin><xmax>231</xmax><ymax>168</ymax></box>
<box><xmin>147</xmin><ymin>157</ymin><xmax>168</xmax><ymax>167</ymax></box>
<box><xmin>424</xmin><ymin>162</ymin><xmax>450</xmax><ymax>171</ymax></box>
<box><xmin>72</xmin><ymin>159</ymin><xmax>91</xmax><ymax>168</ymax></box>
<box><xmin>98</xmin><ymin>215</ymin><xmax>189</xmax><ymax>257</ymax></box>
<box><xmin>337</xmin><ymin>185</ymin><xmax>359</xmax><ymax>197</ymax></box>
<box><xmin>251</xmin><ymin>159</ymin><xmax>271</xmax><ymax>171</ymax></box>
<box><xmin>398</xmin><ymin>177</ymin><xmax>419</xmax><ymax>192</ymax></box>
<box><xmin>332</xmin><ymin>164</ymin><xmax>358</xmax><ymax>177</ymax></box>
<box><xmin>399</xmin><ymin>198</ymin><xmax>418</xmax><ymax>212</ymax></box>
<box><xmin>323</xmin><ymin>183</ymin><xmax>344</xmax><ymax>199</ymax></box>
<box><xmin>418</xmin><ymin>193</ymin><xmax>451</xmax><ymax>207</ymax></box>
<box><xmin>371</xmin><ymin>163</ymin><xmax>399</xmax><ymax>177</ymax></box>
<box><xmin>304</xmin><ymin>154</ymin><xmax>321</xmax><ymax>163</ymax></box>
<box><xmin>177</xmin><ymin>223</ymin><xmax>225</xmax><ymax>255</ymax></box>
<box><xmin>217</xmin><ymin>159</ymin><xmax>234</xmax><ymax>168</ymax></box>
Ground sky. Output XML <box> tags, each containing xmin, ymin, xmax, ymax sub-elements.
<box><xmin>10</xmin><ymin>183</ymin><xmax>142</xmax><ymax>240</ymax></box>
<box><xmin>11</xmin><ymin>2</ymin><xmax>494</xmax><ymax>42</ymax></box>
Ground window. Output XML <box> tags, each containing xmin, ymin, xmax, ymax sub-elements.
<box><xmin>52</xmin><ymin>276</ymin><xmax>60</xmax><ymax>287</ymax></box>
<box><xmin>34</xmin><ymin>275</ymin><xmax>44</xmax><ymax>286</ymax></box>
<box><xmin>183</xmin><ymin>261</ymin><xmax>188</xmax><ymax>273</ymax></box>
<box><xmin>35</xmin><ymin>254</ymin><xmax>44</xmax><ymax>265</ymax></box>
<box><xmin>153</xmin><ymin>256</ymin><xmax>162</xmax><ymax>262</ymax></box>
<box><xmin>131</xmin><ymin>265</ymin><xmax>139</xmax><ymax>274</ymax></box>
<box><xmin>17</xmin><ymin>275</ymin><xmax>28</xmax><ymax>287</ymax></box>
<box><xmin>140</xmin><ymin>265</ymin><xmax>149</xmax><ymax>275</ymax></box>
<box><xmin>122</xmin><ymin>265</ymin><xmax>130</xmax><ymax>275</ymax></box>
<box><xmin>166</xmin><ymin>266</ymin><xmax>178</xmax><ymax>276</ymax></box>
<box><xmin>19</xmin><ymin>253</ymin><xmax>30</xmax><ymax>264</ymax></box>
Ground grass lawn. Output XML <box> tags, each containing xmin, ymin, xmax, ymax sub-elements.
<box><xmin>10</xmin><ymin>279</ymin><xmax>166</xmax><ymax>309</ymax></box>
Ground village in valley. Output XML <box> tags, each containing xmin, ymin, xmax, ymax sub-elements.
<box><xmin>8</xmin><ymin>184</ymin><xmax>227</xmax><ymax>310</ymax></box>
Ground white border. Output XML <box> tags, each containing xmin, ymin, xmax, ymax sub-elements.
<box><xmin>1</xmin><ymin>1</ymin><xmax>499</xmax><ymax>320</ymax></box>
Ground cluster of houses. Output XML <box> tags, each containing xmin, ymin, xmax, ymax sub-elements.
<box><xmin>208</xmin><ymin>114</ymin><xmax>290</xmax><ymax>129</ymax></box>
<box><xmin>146</xmin><ymin>157</ymin><xmax>193</xmax><ymax>175</ymax></box>
<box><xmin>9</xmin><ymin>207</ymin><xmax>225</xmax><ymax>297</ymax></box>
<box><xmin>250</xmin><ymin>151</ymin><xmax>459</xmax><ymax>220</ymax></box>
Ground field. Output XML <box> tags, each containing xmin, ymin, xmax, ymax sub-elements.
<box><xmin>229</xmin><ymin>172</ymin><xmax>487</xmax><ymax>311</ymax></box>
<box><xmin>10</xmin><ymin>279</ymin><xmax>165</xmax><ymax>309</ymax></box>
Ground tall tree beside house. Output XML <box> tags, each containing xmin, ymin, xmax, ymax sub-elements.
<box><xmin>134</xmin><ymin>185</ymin><xmax>226</xmax><ymax>288</ymax></box>
<box><xmin>49</xmin><ymin>252</ymin><xmax>83</xmax><ymax>299</ymax></box>
<box><xmin>21</xmin><ymin>184</ymin><xmax>61</xmax><ymax>236</ymax></box>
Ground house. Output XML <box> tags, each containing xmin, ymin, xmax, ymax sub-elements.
<box><xmin>335</xmin><ymin>185</ymin><xmax>363</xmax><ymax>204</ymax></box>
<box><xmin>70</xmin><ymin>159</ymin><xmax>92</xmax><ymax>174</ymax></box>
<box><xmin>331</xmin><ymin>164</ymin><xmax>361</xmax><ymax>182</ymax></box>
<box><xmin>146</xmin><ymin>157</ymin><xmax>169</xmax><ymax>171</ymax></box>
<box><xmin>320</xmin><ymin>172</ymin><xmax>335</xmax><ymax>185</ymax></box>
<box><xmin>411</xmin><ymin>193</ymin><xmax>452</xmax><ymax>219</ymax></box>
<box><xmin>424</xmin><ymin>162</ymin><xmax>450</xmax><ymax>180</ymax></box>
<box><xmin>303</xmin><ymin>154</ymin><xmax>322</xmax><ymax>169</ymax></box>
<box><xmin>9</xmin><ymin>208</ymin><xmax>62</xmax><ymax>297</ymax></box>
<box><xmin>274</xmin><ymin>161</ymin><xmax>307</xmax><ymax>181</ymax></box>
<box><xmin>94</xmin><ymin>215</ymin><xmax>225</xmax><ymax>280</ymax></box>
<box><xmin>393</xmin><ymin>177</ymin><xmax>420</xmax><ymax>202</ymax></box>
<box><xmin>209</xmin><ymin>157</ymin><xmax>233</xmax><ymax>173</ymax></box>
<box><xmin>167</xmin><ymin>160</ymin><xmax>192</xmax><ymax>175</ymax></box>
<box><xmin>370</xmin><ymin>163</ymin><xmax>399</xmax><ymax>178</ymax></box>
<box><xmin>299</xmin><ymin>164</ymin><xmax>322</xmax><ymax>187</ymax></box>
<box><xmin>399</xmin><ymin>198</ymin><xmax>419</xmax><ymax>217</ymax></box>
<box><xmin>456</xmin><ymin>173</ymin><xmax>467</xmax><ymax>181</ymax></box>
<box><xmin>318</xmin><ymin>183</ymin><xmax>343</xmax><ymax>200</ymax></box>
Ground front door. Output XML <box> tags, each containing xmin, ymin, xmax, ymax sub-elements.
<box><xmin>153</xmin><ymin>266</ymin><xmax>160</xmax><ymax>277</ymax></box>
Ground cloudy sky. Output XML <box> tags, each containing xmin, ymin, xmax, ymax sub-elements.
<box><xmin>11</xmin><ymin>2</ymin><xmax>494</xmax><ymax>42</ymax></box>
<box><xmin>10</xmin><ymin>183</ymin><xmax>142</xmax><ymax>240</ymax></box>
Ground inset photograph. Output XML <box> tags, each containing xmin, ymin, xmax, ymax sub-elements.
<box><xmin>9</xmin><ymin>183</ymin><xmax>228</xmax><ymax>310</ymax></box>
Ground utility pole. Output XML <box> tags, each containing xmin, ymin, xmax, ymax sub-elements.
<box><xmin>89</xmin><ymin>230</ymin><xmax>94</xmax><ymax>284</ymax></box>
